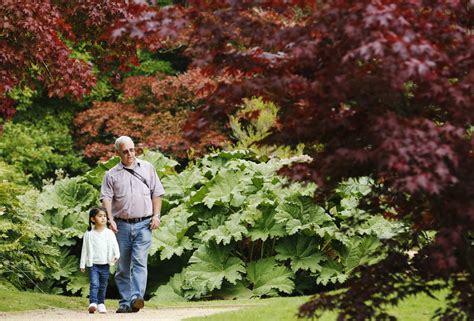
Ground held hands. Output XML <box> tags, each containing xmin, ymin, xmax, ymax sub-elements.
<box><xmin>150</xmin><ymin>216</ymin><xmax>160</xmax><ymax>230</ymax></box>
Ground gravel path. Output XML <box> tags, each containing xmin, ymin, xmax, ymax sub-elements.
<box><xmin>0</xmin><ymin>306</ymin><xmax>241</xmax><ymax>321</ymax></box>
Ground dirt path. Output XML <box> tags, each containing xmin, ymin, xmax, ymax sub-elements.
<box><xmin>0</xmin><ymin>306</ymin><xmax>241</xmax><ymax>321</ymax></box>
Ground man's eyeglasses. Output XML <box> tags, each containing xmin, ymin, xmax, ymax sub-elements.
<box><xmin>120</xmin><ymin>148</ymin><xmax>135</xmax><ymax>155</ymax></box>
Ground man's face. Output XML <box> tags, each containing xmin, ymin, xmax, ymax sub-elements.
<box><xmin>118</xmin><ymin>141</ymin><xmax>135</xmax><ymax>167</ymax></box>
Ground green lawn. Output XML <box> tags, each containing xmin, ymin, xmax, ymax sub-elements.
<box><xmin>187</xmin><ymin>293</ymin><xmax>446</xmax><ymax>321</ymax></box>
<box><xmin>0</xmin><ymin>287</ymin><xmax>446</xmax><ymax>321</ymax></box>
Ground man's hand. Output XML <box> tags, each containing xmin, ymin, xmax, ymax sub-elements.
<box><xmin>150</xmin><ymin>216</ymin><xmax>160</xmax><ymax>230</ymax></box>
<box><xmin>108</xmin><ymin>219</ymin><xmax>118</xmax><ymax>233</ymax></box>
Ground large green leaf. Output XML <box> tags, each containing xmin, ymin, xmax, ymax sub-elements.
<box><xmin>37</xmin><ymin>177</ymin><xmax>97</xmax><ymax>213</ymax></box>
<box><xmin>275</xmin><ymin>196</ymin><xmax>333</xmax><ymax>235</ymax></box>
<box><xmin>151</xmin><ymin>207</ymin><xmax>195</xmax><ymax>259</ymax></box>
<box><xmin>84</xmin><ymin>156</ymin><xmax>120</xmax><ymax>187</ymax></box>
<box><xmin>246</xmin><ymin>207</ymin><xmax>285</xmax><ymax>241</ymax></box>
<box><xmin>246</xmin><ymin>257</ymin><xmax>294</xmax><ymax>297</ymax></box>
<box><xmin>335</xmin><ymin>177</ymin><xmax>373</xmax><ymax>198</ymax></box>
<box><xmin>139</xmin><ymin>150</ymin><xmax>178</xmax><ymax>176</ymax></box>
<box><xmin>67</xmin><ymin>270</ymin><xmax>90</xmax><ymax>297</ymax></box>
<box><xmin>162</xmin><ymin>167</ymin><xmax>204</xmax><ymax>200</ymax></box>
<box><xmin>278</xmin><ymin>181</ymin><xmax>317</xmax><ymax>199</ymax></box>
<box><xmin>199</xmin><ymin>212</ymin><xmax>247</xmax><ymax>245</ymax></box>
<box><xmin>275</xmin><ymin>236</ymin><xmax>326</xmax><ymax>273</ymax></box>
<box><xmin>316</xmin><ymin>259</ymin><xmax>348</xmax><ymax>285</ymax></box>
<box><xmin>203</xmin><ymin>169</ymin><xmax>251</xmax><ymax>208</ymax></box>
<box><xmin>358</xmin><ymin>216</ymin><xmax>405</xmax><ymax>240</ymax></box>
<box><xmin>213</xmin><ymin>281</ymin><xmax>253</xmax><ymax>300</ymax></box>
<box><xmin>335</xmin><ymin>235</ymin><xmax>382</xmax><ymax>272</ymax></box>
<box><xmin>185</xmin><ymin>243</ymin><xmax>245</xmax><ymax>296</ymax></box>
<box><xmin>50</xmin><ymin>250</ymin><xmax>78</xmax><ymax>280</ymax></box>
<box><xmin>151</xmin><ymin>272</ymin><xmax>188</xmax><ymax>302</ymax></box>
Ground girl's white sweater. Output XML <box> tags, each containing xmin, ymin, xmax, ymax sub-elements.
<box><xmin>80</xmin><ymin>228</ymin><xmax>120</xmax><ymax>269</ymax></box>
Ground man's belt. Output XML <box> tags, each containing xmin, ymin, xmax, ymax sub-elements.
<box><xmin>115</xmin><ymin>215</ymin><xmax>152</xmax><ymax>223</ymax></box>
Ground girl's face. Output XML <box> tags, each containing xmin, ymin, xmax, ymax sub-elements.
<box><xmin>91</xmin><ymin>211</ymin><xmax>107</xmax><ymax>228</ymax></box>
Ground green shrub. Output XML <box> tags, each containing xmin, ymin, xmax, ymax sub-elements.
<box><xmin>0</xmin><ymin>116</ymin><xmax>88</xmax><ymax>187</ymax></box>
<box><xmin>149</xmin><ymin>150</ymin><xmax>404</xmax><ymax>300</ymax></box>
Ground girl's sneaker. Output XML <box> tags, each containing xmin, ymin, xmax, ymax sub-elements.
<box><xmin>98</xmin><ymin>303</ymin><xmax>107</xmax><ymax>313</ymax></box>
<box><xmin>88</xmin><ymin>303</ymin><xmax>97</xmax><ymax>313</ymax></box>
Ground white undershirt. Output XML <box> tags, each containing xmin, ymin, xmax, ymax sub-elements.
<box><xmin>91</xmin><ymin>229</ymin><xmax>108</xmax><ymax>264</ymax></box>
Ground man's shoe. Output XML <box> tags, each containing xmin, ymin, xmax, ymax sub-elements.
<box><xmin>116</xmin><ymin>304</ymin><xmax>131</xmax><ymax>313</ymax></box>
<box><xmin>131</xmin><ymin>296</ymin><xmax>144</xmax><ymax>312</ymax></box>
<box><xmin>88</xmin><ymin>303</ymin><xmax>97</xmax><ymax>314</ymax></box>
<box><xmin>98</xmin><ymin>303</ymin><xmax>107</xmax><ymax>313</ymax></box>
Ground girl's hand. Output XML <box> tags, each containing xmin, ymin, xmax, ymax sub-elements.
<box><xmin>80</xmin><ymin>268</ymin><xmax>85</xmax><ymax>273</ymax></box>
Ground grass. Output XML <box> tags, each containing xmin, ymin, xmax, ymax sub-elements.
<box><xmin>0</xmin><ymin>287</ymin><xmax>446</xmax><ymax>321</ymax></box>
<box><xmin>186</xmin><ymin>292</ymin><xmax>447</xmax><ymax>321</ymax></box>
<box><xmin>0</xmin><ymin>288</ymin><xmax>91</xmax><ymax>312</ymax></box>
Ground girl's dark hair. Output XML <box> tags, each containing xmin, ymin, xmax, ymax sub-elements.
<box><xmin>88</xmin><ymin>207</ymin><xmax>107</xmax><ymax>231</ymax></box>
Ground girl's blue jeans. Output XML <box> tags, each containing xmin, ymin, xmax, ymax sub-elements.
<box><xmin>89</xmin><ymin>264</ymin><xmax>110</xmax><ymax>304</ymax></box>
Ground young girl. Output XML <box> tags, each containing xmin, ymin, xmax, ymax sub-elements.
<box><xmin>80</xmin><ymin>207</ymin><xmax>120</xmax><ymax>313</ymax></box>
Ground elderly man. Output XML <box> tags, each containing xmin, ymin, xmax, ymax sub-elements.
<box><xmin>100</xmin><ymin>136</ymin><xmax>165</xmax><ymax>313</ymax></box>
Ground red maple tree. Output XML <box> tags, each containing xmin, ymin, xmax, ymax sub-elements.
<box><xmin>0</xmin><ymin>0</ymin><xmax>183</xmax><ymax>119</ymax></box>
<box><xmin>113</xmin><ymin>1</ymin><xmax>474</xmax><ymax>319</ymax></box>
<box><xmin>74</xmin><ymin>69</ymin><xmax>229</xmax><ymax>160</ymax></box>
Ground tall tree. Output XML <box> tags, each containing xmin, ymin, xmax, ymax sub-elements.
<box><xmin>114</xmin><ymin>1</ymin><xmax>474</xmax><ymax>319</ymax></box>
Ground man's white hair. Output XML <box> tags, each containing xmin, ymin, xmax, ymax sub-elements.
<box><xmin>114</xmin><ymin>136</ymin><xmax>134</xmax><ymax>150</ymax></box>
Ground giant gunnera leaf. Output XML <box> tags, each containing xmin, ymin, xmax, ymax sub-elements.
<box><xmin>203</xmin><ymin>168</ymin><xmax>251</xmax><ymax>208</ymax></box>
<box><xmin>162</xmin><ymin>167</ymin><xmax>204</xmax><ymax>200</ymax></box>
<box><xmin>151</xmin><ymin>207</ymin><xmax>195</xmax><ymax>259</ymax></box>
<box><xmin>275</xmin><ymin>235</ymin><xmax>326</xmax><ymax>273</ymax></box>
<box><xmin>275</xmin><ymin>196</ymin><xmax>333</xmax><ymax>235</ymax></box>
<box><xmin>246</xmin><ymin>257</ymin><xmax>294</xmax><ymax>297</ymax></box>
<box><xmin>199</xmin><ymin>212</ymin><xmax>247</xmax><ymax>245</ymax></box>
<box><xmin>185</xmin><ymin>243</ymin><xmax>245</xmax><ymax>296</ymax></box>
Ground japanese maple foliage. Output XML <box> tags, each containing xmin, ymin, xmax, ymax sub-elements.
<box><xmin>115</xmin><ymin>0</ymin><xmax>474</xmax><ymax>319</ymax></box>
<box><xmin>74</xmin><ymin>69</ymin><xmax>229</xmax><ymax>161</ymax></box>
<box><xmin>0</xmin><ymin>0</ymin><xmax>180</xmax><ymax>119</ymax></box>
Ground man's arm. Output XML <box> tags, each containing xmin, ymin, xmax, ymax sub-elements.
<box><xmin>149</xmin><ymin>196</ymin><xmax>162</xmax><ymax>230</ymax></box>
<box><xmin>102</xmin><ymin>198</ymin><xmax>117</xmax><ymax>233</ymax></box>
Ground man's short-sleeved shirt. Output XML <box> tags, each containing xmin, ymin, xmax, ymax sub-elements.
<box><xmin>100</xmin><ymin>159</ymin><xmax>165</xmax><ymax>219</ymax></box>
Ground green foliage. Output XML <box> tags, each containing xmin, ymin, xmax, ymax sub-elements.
<box><xmin>151</xmin><ymin>150</ymin><xmax>403</xmax><ymax>300</ymax></box>
<box><xmin>3</xmin><ymin>147</ymin><xmax>401</xmax><ymax>300</ymax></box>
<box><xmin>151</xmin><ymin>206</ymin><xmax>195</xmax><ymax>260</ymax></box>
<box><xmin>229</xmin><ymin>97</ymin><xmax>304</xmax><ymax>159</ymax></box>
<box><xmin>0</xmin><ymin>149</ymin><xmax>176</xmax><ymax>295</ymax></box>
<box><xmin>0</xmin><ymin>161</ymin><xmax>30</xmax><ymax>187</ymax></box>
<box><xmin>246</xmin><ymin>258</ymin><xmax>294</xmax><ymax>297</ymax></box>
<box><xmin>0</xmin><ymin>187</ymin><xmax>60</xmax><ymax>290</ymax></box>
<box><xmin>0</xmin><ymin>163</ymin><xmax>99</xmax><ymax>294</ymax></box>
<box><xmin>127</xmin><ymin>49</ymin><xmax>176</xmax><ymax>76</ymax></box>
<box><xmin>275</xmin><ymin>236</ymin><xmax>326</xmax><ymax>273</ymax></box>
<box><xmin>185</xmin><ymin>243</ymin><xmax>246</xmax><ymax>298</ymax></box>
<box><xmin>6</xmin><ymin>86</ymin><xmax>39</xmax><ymax>112</ymax></box>
<box><xmin>0</xmin><ymin>116</ymin><xmax>88</xmax><ymax>187</ymax></box>
<box><xmin>79</xmin><ymin>76</ymin><xmax>116</xmax><ymax>106</ymax></box>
